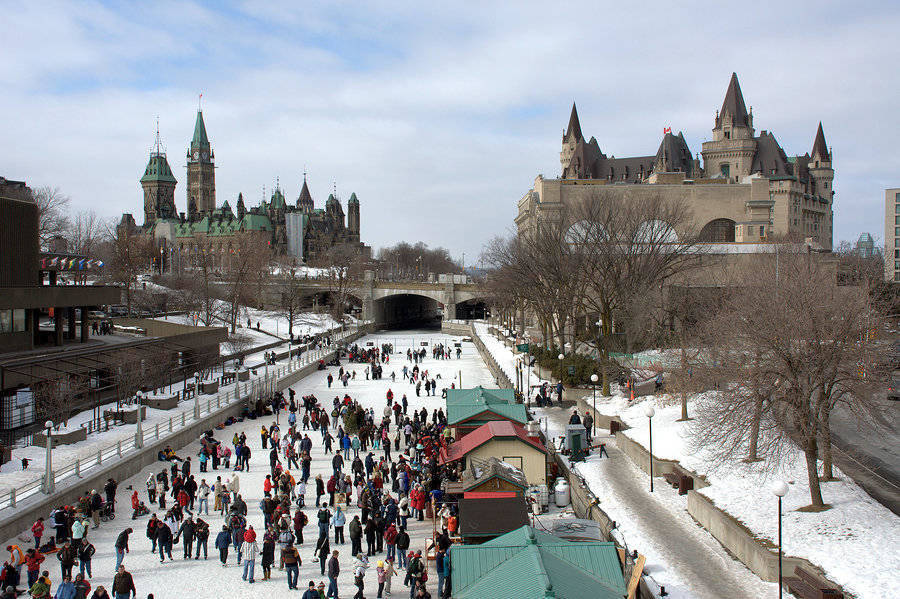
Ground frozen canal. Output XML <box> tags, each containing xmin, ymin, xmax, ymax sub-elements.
<box><xmin>3</xmin><ymin>329</ymin><xmax>495</xmax><ymax>599</ymax></box>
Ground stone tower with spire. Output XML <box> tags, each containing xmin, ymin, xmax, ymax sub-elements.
<box><xmin>186</xmin><ymin>109</ymin><xmax>215</xmax><ymax>219</ymax></box>
<box><xmin>347</xmin><ymin>192</ymin><xmax>360</xmax><ymax>241</ymax></box>
<box><xmin>560</xmin><ymin>103</ymin><xmax>583</xmax><ymax>175</ymax></box>
<box><xmin>809</xmin><ymin>122</ymin><xmax>833</xmax><ymax>200</ymax></box>
<box><xmin>140</xmin><ymin>125</ymin><xmax>177</xmax><ymax>224</ymax></box>
<box><xmin>701</xmin><ymin>72</ymin><xmax>758</xmax><ymax>182</ymax></box>
<box><xmin>297</xmin><ymin>174</ymin><xmax>314</xmax><ymax>214</ymax></box>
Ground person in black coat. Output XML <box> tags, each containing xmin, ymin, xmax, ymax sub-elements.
<box><xmin>155</xmin><ymin>521</ymin><xmax>173</xmax><ymax>563</ymax></box>
<box><xmin>214</xmin><ymin>526</ymin><xmax>230</xmax><ymax>566</ymax></box>
<box><xmin>175</xmin><ymin>517</ymin><xmax>195</xmax><ymax>559</ymax></box>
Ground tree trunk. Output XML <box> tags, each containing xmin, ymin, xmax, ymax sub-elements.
<box><xmin>820</xmin><ymin>411</ymin><xmax>834</xmax><ymax>480</ymax></box>
<box><xmin>804</xmin><ymin>441</ymin><xmax>825</xmax><ymax>508</ymax></box>
<box><xmin>748</xmin><ymin>395</ymin><xmax>762</xmax><ymax>460</ymax></box>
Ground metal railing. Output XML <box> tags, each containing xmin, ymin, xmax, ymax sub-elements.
<box><xmin>0</xmin><ymin>321</ymin><xmax>371</xmax><ymax>513</ymax></box>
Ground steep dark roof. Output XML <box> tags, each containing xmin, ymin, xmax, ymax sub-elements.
<box><xmin>811</xmin><ymin>122</ymin><xmax>830</xmax><ymax>161</ymax></box>
<box><xmin>751</xmin><ymin>131</ymin><xmax>792</xmax><ymax>178</ymax></box>
<box><xmin>565</xmin><ymin>103</ymin><xmax>583</xmax><ymax>141</ymax></box>
<box><xmin>191</xmin><ymin>110</ymin><xmax>210</xmax><ymax>150</ymax></box>
<box><xmin>297</xmin><ymin>179</ymin><xmax>314</xmax><ymax>208</ymax></box>
<box><xmin>600</xmin><ymin>155</ymin><xmax>656</xmax><ymax>182</ymax></box>
<box><xmin>654</xmin><ymin>132</ymin><xmax>694</xmax><ymax>177</ymax></box>
<box><xmin>717</xmin><ymin>72</ymin><xmax>750</xmax><ymax>128</ymax></box>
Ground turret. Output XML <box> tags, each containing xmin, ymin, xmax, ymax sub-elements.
<box><xmin>347</xmin><ymin>192</ymin><xmax>360</xmax><ymax>240</ymax></box>
<box><xmin>297</xmin><ymin>174</ymin><xmax>314</xmax><ymax>214</ymax></box>
<box><xmin>140</xmin><ymin>125</ymin><xmax>177</xmax><ymax>225</ymax></box>
<box><xmin>560</xmin><ymin>102</ymin><xmax>583</xmax><ymax>175</ymax></box>
<box><xmin>236</xmin><ymin>192</ymin><xmax>246</xmax><ymax>219</ymax></box>
<box><xmin>808</xmin><ymin>122</ymin><xmax>834</xmax><ymax>202</ymax></box>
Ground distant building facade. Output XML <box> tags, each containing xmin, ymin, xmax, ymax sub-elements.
<box><xmin>884</xmin><ymin>188</ymin><xmax>900</xmax><ymax>281</ymax></box>
<box><xmin>124</xmin><ymin>109</ymin><xmax>369</xmax><ymax>271</ymax></box>
<box><xmin>518</xmin><ymin>73</ymin><xmax>835</xmax><ymax>250</ymax></box>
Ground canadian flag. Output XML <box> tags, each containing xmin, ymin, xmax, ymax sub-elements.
<box><xmin>663</xmin><ymin>127</ymin><xmax>672</xmax><ymax>134</ymax></box>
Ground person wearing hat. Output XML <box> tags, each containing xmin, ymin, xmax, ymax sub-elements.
<box><xmin>376</xmin><ymin>560</ymin><xmax>386</xmax><ymax>599</ymax></box>
<box><xmin>300</xmin><ymin>581</ymin><xmax>319</xmax><ymax>599</ymax></box>
<box><xmin>352</xmin><ymin>553</ymin><xmax>368</xmax><ymax>599</ymax></box>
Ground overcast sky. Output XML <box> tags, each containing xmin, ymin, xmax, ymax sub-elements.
<box><xmin>3</xmin><ymin>1</ymin><xmax>898</xmax><ymax>261</ymax></box>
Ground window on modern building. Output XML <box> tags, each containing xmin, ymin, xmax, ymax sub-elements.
<box><xmin>894</xmin><ymin>249</ymin><xmax>899</xmax><ymax>259</ymax></box>
<box><xmin>0</xmin><ymin>309</ymin><xmax>26</xmax><ymax>334</ymax></box>
<box><xmin>896</xmin><ymin>192</ymin><xmax>900</xmax><ymax>202</ymax></box>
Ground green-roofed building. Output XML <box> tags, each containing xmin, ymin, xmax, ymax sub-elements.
<box><xmin>128</xmin><ymin>106</ymin><xmax>370</xmax><ymax>272</ymax></box>
<box><xmin>446</xmin><ymin>386</ymin><xmax>526</xmax><ymax>437</ymax></box>
<box><xmin>450</xmin><ymin>526</ymin><xmax>626</xmax><ymax>599</ymax></box>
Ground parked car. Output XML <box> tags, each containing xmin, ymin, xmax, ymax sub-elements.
<box><xmin>87</xmin><ymin>310</ymin><xmax>106</xmax><ymax>320</ymax></box>
<box><xmin>888</xmin><ymin>375</ymin><xmax>900</xmax><ymax>401</ymax></box>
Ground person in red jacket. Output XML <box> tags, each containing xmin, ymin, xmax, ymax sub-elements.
<box><xmin>24</xmin><ymin>548</ymin><xmax>44</xmax><ymax>588</ymax></box>
<box><xmin>263</xmin><ymin>475</ymin><xmax>273</xmax><ymax>497</ymax></box>
<box><xmin>31</xmin><ymin>519</ymin><xmax>44</xmax><ymax>551</ymax></box>
<box><xmin>177</xmin><ymin>489</ymin><xmax>191</xmax><ymax>515</ymax></box>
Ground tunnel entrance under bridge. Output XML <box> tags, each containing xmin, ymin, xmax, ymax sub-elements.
<box><xmin>373</xmin><ymin>293</ymin><xmax>442</xmax><ymax>330</ymax></box>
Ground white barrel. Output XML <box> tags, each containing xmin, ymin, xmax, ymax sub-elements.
<box><xmin>554</xmin><ymin>478</ymin><xmax>570</xmax><ymax>508</ymax></box>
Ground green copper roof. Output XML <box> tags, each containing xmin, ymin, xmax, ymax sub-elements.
<box><xmin>270</xmin><ymin>188</ymin><xmax>286</xmax><ymax>209</ymax></box>
<box><xmin>191</xmin><ymin>110</ymin><xmax>210</xmax><ymax>150</ymax></box>
<box><xmin>446</xmin><ymin>387</ymin><xmax>525</xmax><ymax>426</ymax></box>
<box><xmin>241</xmin><ymin>213</ymin><xmax>272</xmax><ymax>231</ymax></box>
<box><xmin>451</xmin><ymin>526</ymin><xmax>625</xmax><ymax>599</ymax></box>
<box><xmin>140</xmin><ymin>152</ymin><xmax>177</xmax><ymax>184</ymax></box>
<box><xmin>348</xmin><ymin>192</ymin><xmax>359</xmax><ymax>204</ymax></box>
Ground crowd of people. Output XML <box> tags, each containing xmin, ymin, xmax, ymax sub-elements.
<box><xmin>7</xmin><ymin>340</ymin><xmax>470</xmax><ymax>599</ymax></box>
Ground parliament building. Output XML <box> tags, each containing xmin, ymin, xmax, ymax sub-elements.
<box><xmin>120</xmin><ymin>109</ymin><xmax>369</xmax><ymax>271</ymax></box>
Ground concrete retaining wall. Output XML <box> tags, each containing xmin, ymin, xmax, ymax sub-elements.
<box><xmin>33</xmin><ymin>428</ymin><xmax>87</xmax><ymax>447</ymax></box>
<box><xmin>0</xmin><ymin>397</ymin><xmax>246</xmax><ymax>544</ymax></box>
<box><xmin>687</xmin><ymin>492</ymin><xmax>844</xmax><ymax>591</ymax></box>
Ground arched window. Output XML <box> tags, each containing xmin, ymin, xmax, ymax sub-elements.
<box><xmin>565</xmin><ymin>220</ymin><xmax>608</xmax><ymax>245</ymax></box>
<box><xmin>699</xmin><ymin>218</ymin><xmax>736</xmax><ymax>242</ymax></box>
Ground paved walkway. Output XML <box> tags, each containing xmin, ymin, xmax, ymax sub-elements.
<box><xmin>537</xmin><ymin>407</ymin><xmax>774</xmax><ymax>599</ymax></box>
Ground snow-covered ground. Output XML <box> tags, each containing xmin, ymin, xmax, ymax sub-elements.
<box><xmin>576</xmin><ymin>391</ymin><xmax>900</xmax><ymax>599</ymax></box>
<box><xmin>473</xmin><ymin>322</ymin><xmax>775</xmax><ymax>598</ymax></box>
<box><xmin>0</xmin><ymin>326</ymin><xmax>361</xmax><ymax>512</ymax></box>
<box><xmin>1</xmin><ymin>329</ymin><xmax>491</xmax><ymax>599</ymax></box>
<box><xmin>475</xmin><ymin>322</ymin><xmax>900</xmax><ymax>599</ymax></box>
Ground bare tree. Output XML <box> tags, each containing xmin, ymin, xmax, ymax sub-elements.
<box><xmin>221</xmin><ymin>233</ymin><xmax>273</xmax><ymax>333</ymax></box>
<box><xmin>569</xmin><ymin>192</ymin><xmax>702</xmax><ymax>394</ymax></box>
<box><xmin>32</xmin><ymin>186</ymin><xmax>71</xmax><ymax>250</ymax></box>
<box><xmin>33</xmin><ymin>372</ymin><xmax>90</xmax><ymax>430</ymax></box>
<box><xmin>66</xmin><ymin>210</ymin><xmax>105</xmax><ymax>284</ymax></box>
<box><xmin>690</xmin><ymin>247</ymin><xmax>890</xmax><ymax>508</ymax></box>
<box><xmin>105</xmin><ymin>221</ymin><xmax>152</xmax><ymax>314</ymax></box>
<box><xmin>376</xmin><ymin>241</ymin><xmax>462</xmax><ymax>279</ymax></box>
<box><xmin>313</xmin><ymin>244</ymin><xmax>366</xmax><ymax>326</ymax></box>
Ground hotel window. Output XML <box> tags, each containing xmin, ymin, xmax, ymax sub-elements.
<box><xmin>896</xmin><ymin>203</ymin><xmax>900</xmax><ymax>214</ymax></box>
<box><xmin>894</xmin><ymin>250</ymin><xmax>899</xmax><ymax>259</ymax></box>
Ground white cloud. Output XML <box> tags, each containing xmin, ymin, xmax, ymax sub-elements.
<box><xmin>2</xmin><ymin>0</ymin><xmax>899</xmax><ymax>260</ymax></box>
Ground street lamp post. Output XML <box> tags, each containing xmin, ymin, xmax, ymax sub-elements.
<box><xmin>135</xmin><ymin>392</ymin><xmax>144</xmax><ymax>448</ymax></box>
<box><xmin>558</xmin><ymin>353</ymin><xmax>565</xmax><ymax>403</ymax></box>
<box><xmin>590</xmin><ymin>373</ymin><xmax>599</xmax><ymax>437</ymax></box>
<box><xmin>772</xmin><ymin>481</ymin><xmax>789</xmax><ymax>598</ymax></box>
<box><xmin>595</xmin><ymin>317</ymin><xmax>604</xmax><ymax>394</ymax></box>
<box><xmin>43</xmin><ymin>420</ymin><xmax>54</xmax><ymax>494</ymax></box>
<box><xmin>645</xmin><ymin>405</ymin><xmax>655</xmax><ymax>492</ymax></box>
<box><xmin>193</xmin><ymin>375</ymin><xmax>200</xmax><ymax>419</ymax></box>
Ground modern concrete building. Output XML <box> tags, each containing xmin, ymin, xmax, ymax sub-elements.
<box><xmin>0</xmin><ymin>178</ymin><xmax>120</xmax><ymax>353</ymax></box>
<box><xmin>884</xmin><ymin>188</ymin><xmax>900</xmax><ymax>281</ymax></box>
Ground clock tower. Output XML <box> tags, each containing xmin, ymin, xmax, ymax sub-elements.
<box><xmin>186</xmin><ymin>109</ymin><xmax>215</xmax><ymax>219</ymax></box>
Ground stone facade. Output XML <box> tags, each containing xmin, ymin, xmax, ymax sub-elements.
<box><xmin>523</xmin><ymin>73</ymin><xmax>835</xmax><ymax>249</ymax></box>
<box><xmin>884</xmin><ymin>188</ymin><xmax>900</xmax><ymax>281</ymax></box>
<box><xmin>124</xmin><ymin>108</ymin><xmax>370</xmax><ymax>270</ymax></box>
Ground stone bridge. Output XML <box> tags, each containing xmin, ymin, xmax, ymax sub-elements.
<box><xmin>252</xmin><ymin>272</ymin><xmax>489</xmax><ymax>328</ymax></box>
<box><xmin>353</xmin><ymin>272</ymin><xmax>487</xmax><ymax>327</ymax></box>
